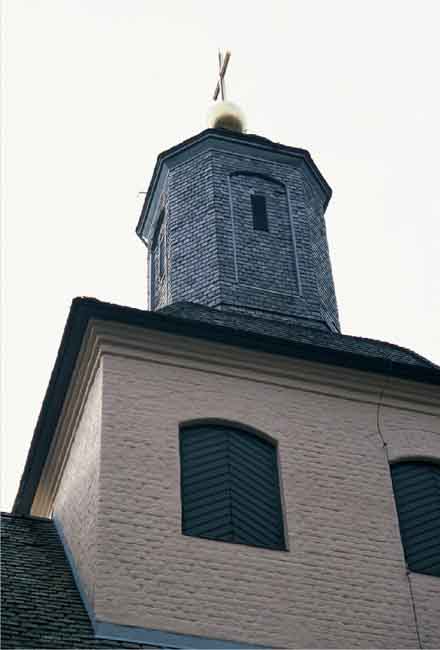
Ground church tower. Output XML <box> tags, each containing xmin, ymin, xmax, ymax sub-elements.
<box><xmin>4</xmin><ymin>53</ymin><xmax>440</xmax><ymax>650</ymax></box>
<box><xmin>136</xmin><ymin>129</ymin><xmax>340</xmax><ymax>333</ymax></box>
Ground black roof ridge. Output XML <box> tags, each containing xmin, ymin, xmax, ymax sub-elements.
<box><xmin>70</xmin><ymin>297</ymin><xmax>439</xmax><ymax>376</ymax></box>
<box><xmin>160</xmin><ymin>300</ymin><xmax>438</xmax><ymax>369</ymax></box>
<box><xmin>341</xmin><ymin>332</ymin><xmax>439</xmax><ymax>369</ymax></box>
<box><xmin>159</xmin><ymin>300</ymin><xmax>330</xmax><ymax>330</ymax></box>
<box><xmin>156</xmin><ymin>128</ymin><xmax>313</xmax><ymax>165</ymax></box>
<box><xmin>1</xmin><ymin>511</ymin><xmax>52</xmax><ymax>522</ymax></box>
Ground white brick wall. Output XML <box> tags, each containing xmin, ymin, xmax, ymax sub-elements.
<box><xmin>50</xmin><ymin>325</ymin><xmax>440</xmax><ymax>648</ymax></box>
<box><xmin>409</xmin><ymin>573</ymin><xmax>440</xmax><ymax>649</ymax></box>
<box><xmin>382</xmin><ymin>403</ymin><xmax>440</xmax><ymax>647</ymax></box>
<box><xmin>53</xmin><ymin>363</ymin><xmax>102</xmax><ymax>610</ymax></box>
<box><xmin>383</xmin><ymin>405</ymin><xmax>440</xmax><ymax>462</ymax></box>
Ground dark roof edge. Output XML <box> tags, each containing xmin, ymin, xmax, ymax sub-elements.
<box><xmin>136</xmin><ymin>128</ymin><xmax>332</xmax><ymax>238</ymax></box>
<box><xmin>13</xmin><ymin>297</ymin><xmax>440</xmax><ymax>515</ymax></box>
<box><xmin>13</xmin><ymin>297</ymin><xmax>90</xmax><ymax>515</ymax></box>
<box><xmin>1</xmin><ymin>511</ymin><xmax>52</xmax><ymax>522</ymax></box>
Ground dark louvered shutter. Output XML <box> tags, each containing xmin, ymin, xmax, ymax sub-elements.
<box><xmin>180</xmin><ymin>425</ymin><xmax>286</xmax><ymax>550</ymax></box>
<box><xmin>391</xmin><ymin>462</ymin><xmax>440</xmax><ymax>576</ymax></box>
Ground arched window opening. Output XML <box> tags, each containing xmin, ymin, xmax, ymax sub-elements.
<box><xmin>391</xmin><ymin>461</ymin><xmax>440</xmax><ymax>577</ymax></box>
<box><xmin>179</xmin><ymin>423</ymin><xmax>286</xmax><ymax>551</ymax></box>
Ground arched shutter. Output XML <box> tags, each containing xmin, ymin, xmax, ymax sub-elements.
<box><xmin>391</xmin><ymin>462</ymin><xmax>440</xmax><ymax>576</ymax></box>
<box><xmin>180</xmin><ymin>424</ymin><xmax>286</xmax><ymax>550</ymax></box>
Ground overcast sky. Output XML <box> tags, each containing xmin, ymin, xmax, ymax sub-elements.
<box><xmin>2</xmin><ymin>0</ymin><xmax>439</xmax><ymax>511</ymax></box>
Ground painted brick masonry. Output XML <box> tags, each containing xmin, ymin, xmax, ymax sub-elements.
<box><xmin>53</xmin><ymin>364</ymin><xmax>102</xmax><ymax>612</ymax></box>
<box><xmin>52</xmin><ymin>328</ymin><xmax>440</xmax><ymax>649</ymax></box>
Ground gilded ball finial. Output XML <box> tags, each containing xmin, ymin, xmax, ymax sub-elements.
<box><xmin>207</xmin><ymin>100</ymin><xmax>246</xmax><ymax>133</ymax></box>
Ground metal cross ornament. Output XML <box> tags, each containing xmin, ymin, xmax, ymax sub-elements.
<box><xmin>213</xmin><ymin>50</ymin><xmax>231</xmax><ymax>101</ymax></box>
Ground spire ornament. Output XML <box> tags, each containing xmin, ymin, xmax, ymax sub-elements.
<box><xmin>213</xmin><ymin>50</ymin><xmax>231</xmax><ymax>101</ymax></box>
<box><xmin>207</xmin><ymin>50</ymin><xmax>246</xmax><ymax>133</ymax></box>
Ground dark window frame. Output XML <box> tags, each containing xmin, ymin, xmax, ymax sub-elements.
<box><xmin>152</xmin><ymin>209</ymin><xmax>166</xmax><ymax>282</ymax></box>
<box><xmin>158</xmin><ymin>233</ymin><xmax>165</xmax><ymax>279</ymax></box>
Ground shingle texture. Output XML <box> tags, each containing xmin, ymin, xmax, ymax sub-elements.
<box><xmin>144</xmin><ymin>131</ymin><xmax>340</xmax><ymax>332</ymax></box>
<box><xmin>1</xmin><ymin>513</ymin><xmax>161</xmax><ymax>649</ymax></box>
<box><xmin>159</xmin><ymin>301</ymin><xmax>437</xmax><ymax>369</ymax></box>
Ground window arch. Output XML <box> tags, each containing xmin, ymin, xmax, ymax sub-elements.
<box><xmin>179</xmin><ymin>423</ymin><xmax>286</xmax><ymax>550</ymax></box>
<box><xmin>391</xmin><ymin>461</ymin><xmax>440</xmax><ymax>576</ymax></box>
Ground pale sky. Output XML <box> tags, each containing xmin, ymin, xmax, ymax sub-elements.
<box><xmin>2</xmin><ymin>0</ymin><xmax>439</xmax><ymax>512</ymax></box>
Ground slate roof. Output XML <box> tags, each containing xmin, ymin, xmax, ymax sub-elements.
<box><xmin>159</xmin><ymin>301</ymin><xmax>438</xmax><ymax>369</ymax></box>
<box><xmin>1</xmin><ymin>512</ymin><xmax>162</xmax><ymax>649</ymax></box>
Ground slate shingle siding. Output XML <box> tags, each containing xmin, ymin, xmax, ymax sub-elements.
<box><xmin>165</xmin><ymin>152</ymin><xmax>220</xmax><ymax>310</ymax></box>
<box><xmin>149</xmin><ymin>146</ymin><xmax>340</xmax><ymax>331</ymax></box>
<box><xmin>304</xmin><ymin>178</ymin><xmax>340</xmax><ymax>331</ymax></box>
<box><xmin>0</xmin><ymin>513</ymin><xmax>160</xmax><ymax>649</ymax></box>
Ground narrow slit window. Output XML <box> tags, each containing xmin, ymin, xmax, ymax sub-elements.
<box><xmin>251</xmin><ymin>194</ymin><xmax>269</xmax><ymax>232</ymax></box>
<box><xmin>159</xmin><ymin>234</ymin><xmax>165</xmax><ymax>278</ymax></box>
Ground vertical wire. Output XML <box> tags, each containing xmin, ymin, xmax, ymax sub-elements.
<box><xmin>376</xmin><ymin>366</ymin><xmax>422</xmax><ymax>649</ymax></box>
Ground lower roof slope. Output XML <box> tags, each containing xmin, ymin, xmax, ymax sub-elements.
<box><xmin>1</xmin><ymin>513</ymin><xmax>162</xmax><ymax>649</ymax></box>
<box><xmin>159</xmin><ymin>302</ymin><xmax>437</xmax><ymax>369</ymax></box>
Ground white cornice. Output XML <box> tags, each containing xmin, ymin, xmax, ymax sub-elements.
<box><xmin>32</xmin><ymin>323</ymin><xmax>102</xmax><ymax>516</ymax></box>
